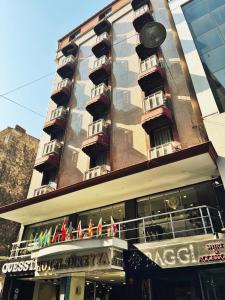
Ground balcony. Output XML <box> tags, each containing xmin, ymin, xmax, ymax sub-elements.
<box><xmin>92</xmin><ymin>32</ymin><xmax>111</xmax><ymax>58</ymax></box>
<box><xmin>136</xmin><ymin>35</ymin><xmax>157</xmax><ymax>60</ymax></box>
<box><xmin>9</xmin><ymin>205</ymin><xmax>223</xmax><ymax>260</ymax></box>
<box><xmin>57</xmin><ymin>55</ymin><xmax>77</xmax><ymax>79</ymax></box>
<box><xmin>138</xmin><ymin>55</ymin><xmax>164</xmax><ymax>92</ymax></box>
<box><xmin>149</xmin><ymin>142</ymin><xmax>181</xmax><ymax>160</ymax></box>
<box><xmin>61</xmin><ymin>41</ymin><xmax>78</xmax><ymax>57</ymax></box>
<box><xmin>89</xmin><ymin>55</ymin><xmax>111</xmax><ymax>85</ymax></box>
<box><xmin>94</xmin><ymin>19</ymin><xmax>111</xmax><ymax>36</ymax></box>
<box><xmin>34</xmin><ymin>140</ymin><xmax>62</xmax><ymax>172</ymax></box>
<box><xmin>33</xmin><ymin>185</ymin><xmax>56</xmax><ymax>197</ymax></box>
<box><xmin>51</xmin><ymin>78</ymin><xmax>72</xmax><ymax>106</ymax></box>
<box><xmin>43</xmin><ymin>107</ymin><xmax>67</xmax><ymax>135</ymax></box>
<box><xmin>81</xmin><ymin>119</ymin><xmax>109</xmax><ymax>156</ymax></box>
<box><xmin>141</xmin><ymin>91</ymin><xmax>172</xmax><ymax>132</ymax></box>
<box><xmin>84</xmin><ymin>165</ymin><xmax>111</xmax><ymax>180</ymax></box>
<box><xmin>86</xmin><ymin>83</ymin><xmax>110</xmax><ymax>118</ymax></box>
<box><xmin>133</xmin><ymin>4</ymin><xmax>153</xmax><ymax>32</ymax></box>
<box><xmin>131</xmin><ymin>0</ymin><xmax>151</xmax><ymax>11</ymax></box>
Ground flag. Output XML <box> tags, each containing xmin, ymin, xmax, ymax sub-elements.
<box><xmin>46</xmin><ymin>227</ymin><xmax>52</xmax><ymax>246</ymax></box>
<box><xmin>77</xmin><ymin>220</ymin><xmax>82</xmax><ymax>240</ymax></box>
<box><xmin>52</xmin><ymin>224</ymin><xmax>59</xmax><ymax>243</ymax></box>
<box><xmin>37</xmin><ymin>231</ymin><xmax>43</xmax><ymax>248</ymax></box>
<box><xmin>88</xmin><ymin>219</ymin><xmax>93</xmax><ymax>238</ymax></box>
<box><xmin>97</xmin><ymin>217</ymin><xmax>102</xmax><ymax>238</ymax></box>
<box><xmin>66</xmin><ymin>222</ymin><xmax>73</xmax><ymax>240</ymax></box>
<box><xmin>61</xmin><ymin>219</ymin><xmax>67</xmax><ymax>241</ymax></box>
<box><xmin>42</xmin><ymin>229</ymin><xmax>48</xmax><ymax>247</ymax></box>
<box><xmin>111</xmin><ymin>216</ymin><xmax>117</xmax><ymax>237</ymax></box>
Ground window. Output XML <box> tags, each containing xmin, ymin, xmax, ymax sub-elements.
<box><xmin>69</xmin><ymin>29</ymin><xmax>81</xmax><ymax>41</ymax></box>
<box><xmin>151</xmin><ymin>126</ymin><xmax>173</xmax><ymax>147</ymax></box>
<box><xmin>99</xmin><ymin>8</ymin><xmax>112</xmax><ymax>21</ymax></box>
<box><xmin>183</xmin><ymin>0</ymin><xmax>225</xmax><ymax>112</ymax></box>
<box><xmin>90</xmin><ymin>151</ymin><xmax>107</xmax><ymax>168</ymax></box>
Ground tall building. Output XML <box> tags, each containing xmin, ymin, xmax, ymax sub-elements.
<box><xmin>0</xmin><ymin>1</ymin><xmax>225</xmax><ymax>300</ymax></box>
<box><xmin>0</xmin><ymin>125</ymin><xmax>39</xmax><ymax>292</ymax></box>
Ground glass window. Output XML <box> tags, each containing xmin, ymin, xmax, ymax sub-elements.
<box><xmin>183</xmin><ymin>0</ymin><xmax>225</xmax><ymax>112</ymax></box>
<box><xmin>151</xmin><ymin>126</ymin><xmax>173</xmax><ymax>147</ymax></box>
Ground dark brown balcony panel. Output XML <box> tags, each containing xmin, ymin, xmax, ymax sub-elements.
<box><xmin>61</xmin><ymin>41</ymin><xmax>78</xmax><ymax>57</ymax></box>
<box><xmin>94</xmin><ymin>20</ymin><xmax>111</xmax><ymax>36</ymax></box>
<box><xmin>89</xmin><ymin>61</ymin><xmax>111</xmax><ymax>85</ymax></box>
<box><xmin>43</xmin><ymin>118</ymin><xmax>66</xmax><ymax>135</ymax></box>
<box><xmin>57</xmin><ymin>56</ymin><xmax>76</xmax><ymax>79</ymax></box>
<box><xmin>131</xmin><ymin>0</ymin><xmax>151</xmax><ymax>11</ymax></box>
<box><xmin>51</xmin><ymin>80</ymin><xmax>72</xmax><ymax>106</ymax></box>
<box><xmin>34</xmin><ymin>153</ymin><xmax>60</xmax><ymax>173</ymax></box>
<box><xmin>138</xmin><ymin>66</ymin><xmax>164</xmax><ymax>92</ymax></box>
<box><xmin>133</xmin><ymin>12</ymin><xmax>153</xmax><ymax>32</ymax></box>
<box><xmin>141</xmin><ymin>106</ymin><xmax>172</xmax><ymax>133</ymax></box>
<box><xmin>136</xmin><ymin>43</ymin><xmax>157</xmax><ymax>60</ymax></box>
<box><xmin>81</xmin><ymin>133</ymin><xmax>109</xmax><ymax>157</ymax></box>
<box><xmin>92</xmin><ymin>40</ymin><xmax>111</xmax><ymax>58</ymax></box>
<box><xmin>86</xmin><ymin>93</ymin><xmax>110</xmax><ymax>118</ymax></box>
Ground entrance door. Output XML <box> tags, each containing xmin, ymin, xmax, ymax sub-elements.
<box><xmin>4</xmin><ymin>279</ymin><xmax>35</xmax><ymax>300</ymax></box>
<box><xmin>200</xmin><ymin>269</ymin><xmax>225</xmax><ymax>300</ymax></box>
<box><xmin>84</xmin><ymin>281</ymin><xmax>127</xmax><ymax>300</ymax></box>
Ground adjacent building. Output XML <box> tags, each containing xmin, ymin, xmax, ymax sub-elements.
<box><xmin>0</xmin><ymin>1</ymin><xmax>225</xmax><ymax>300</ymax></box>
<box><xmin>0</xmin><ymin>125</ymin><xmax>39</xmax><ymax>293</ymax></box>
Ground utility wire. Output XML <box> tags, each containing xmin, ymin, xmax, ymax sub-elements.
<box><xmin>0</xmin><ymin>95</ymin><xmax>44</xmax><ymax>118</ymax></box>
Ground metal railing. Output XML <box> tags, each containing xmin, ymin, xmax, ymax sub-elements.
<box><xmin>48</xmin><ymin>106</ymin><xmax>66</xmax><ymax>122</ymax></box>
<box><xmin>33</xmin><ymin>185</ymin><xmax>56</xmax><ymax>197</ymax></box>
<box><xmin>58</xmin><ymin>54</ymin><xmax>76</xmax><ymax>67</ymax></box>
<box><xmin>149</xmin><ymin>142</ymin><xmax>181</xmax><ymax>159</ymax></box>
<box><xmin>96</xmin><ymin>32</ymin><xmax>110</xmax><ymax>44</ymax></box>
<box><xmin>143</xmin><ymin>90</ymin><xmax>165</xmax><ymax>112</ymax></box>
<box><xmin>10</xmin><ymin>206</ymin><xmax>224</xmax><ymax>259</ymax></box>
<box><xmin>91</xmin><ymin>83</ymin><xmax>109</xmax><ymax>99</ymax></box>
<box><xmin>43</xmin><ymin>140</ymin><xmax>62</xmax><ymax>156</ymax></box>
<box><xmin>56</xmin><ymin>78</ymin><xmax>72</xmax><ymax>90</ymax></box>
<box><xmin>93</xmin><ymin>55</ymin><xmax>109</xmax><ymax>69</ymax></box>
<box><xmin>87</xmin><ymin>119</ymin><xmax>108</xmax><ymax>137</ymax></box>
<box><xmin>140</xmin><ymin>55</ymin><xmax>159</xmax><ymax>73</ymax></box>
<box><xmin>134</xmin><ymin>4</ymin><xmax>150</xmax><ymax>17</ymax></box>
<box><xmin>84</xmin><ymin>165</ymin><xmax>111</xmax><ymax>180</ymax></box>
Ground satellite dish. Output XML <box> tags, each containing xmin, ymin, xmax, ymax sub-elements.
<box><xmin>139</xmin><ymin>22</ymin><xmax>167</xmax><ymax>48</ymax></box>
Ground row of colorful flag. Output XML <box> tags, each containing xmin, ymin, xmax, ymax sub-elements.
<box><xmin>32</xmin><ymin>217</ymin><xmax>117</xmax><ymax>248</ymax></box>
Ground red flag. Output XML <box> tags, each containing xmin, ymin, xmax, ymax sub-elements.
<box><xmin>52</xmin><ymin>224</ymin><xmax>60</xmax><ymax>243</ymax></box>
<box><xmin>77</xmin><ymin>220</ymin><xmax>82</xmax><ymax>240</ymax></box>
<box><xmin>61</xmin><ymin>219</ymin><xmax>67</xmax><ymax>241</ymax></box>
<box><xmin>111</xmin><ymin>216</ymin><xmax>117</xmax><ymax>237</ymax></box>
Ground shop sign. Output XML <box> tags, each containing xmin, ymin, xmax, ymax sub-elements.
<box><xmin>2</xmin><ymin>247</ymin><xmax>123</xmax><ymax>275</ymax></box>
<box><xmin>136</xmin><ymin>238</ymin><xmax>225</xmax><ymax>269</ymax></box>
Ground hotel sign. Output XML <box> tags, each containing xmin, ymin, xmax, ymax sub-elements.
<box><xmin>2</xmin><ymin>247</ymin><xmax>123</xmax><ymax>276</ymax></box>
<box><xmin>136</xmin><ymin>238</ymin><xmax>225</xmax><ymax>269</ymax></box>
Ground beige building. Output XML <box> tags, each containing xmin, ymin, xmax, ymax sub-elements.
<box><xmin>0</xmin><ymin>1</ymin><xmax>225</xmax><ymax>300</ymax></box>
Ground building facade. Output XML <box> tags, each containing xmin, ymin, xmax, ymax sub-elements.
<box><xmin>0</xmin><ymin>1</ymin><xmax>225</xmax><ymax>300</ymax></box>
<box><xmin>0</xmin><ymin>125</ymin><xmax>39</xmax><ymax>293</ymax></box>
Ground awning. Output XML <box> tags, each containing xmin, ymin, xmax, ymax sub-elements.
<box><xmin>0</xmin><ymin>142</ymin><xmax>218</xmax><ymax>225</ymax></box>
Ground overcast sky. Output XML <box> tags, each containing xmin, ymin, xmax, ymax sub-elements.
<box><xmin>0</xmin><ymin>0</ymin><xmax>112</xmax><ymax>138</ymax></box>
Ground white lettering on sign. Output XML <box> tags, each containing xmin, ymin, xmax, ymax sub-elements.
<box><xmin>145</xmin><ymin>244</ymin><xmax>197</xmax><ymax>267</ymax></box>
<box><xmin>2</xmin><ymin>260</ymin><xmax>36</xmax><ymax>274</ymax></box>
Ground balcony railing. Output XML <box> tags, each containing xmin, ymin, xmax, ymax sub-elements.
<box><xmin>93</xmin><ymin>55</ymin><xmax>109</xmax><ymax>70</ymax></box>
<box><xmin>134</xmin><ymin>4</ymin><xmax>150</xmax><ymax>17</ymax></box>
<box><xmin>33</xmin><ymin>185</ymin><xmax>56</xmax><ymax>197</ymax></box>
<box><xmin>56</xmin><ymin>78</ymin><xmax>71</xmax><ymax>90</ymax></box>
<box><xmin>43</xmin><ymin>140</ymin><xmax>62</xmax><ymax>156</ymax></box>
<box><xmin>87</xmin><ymin>119</ymin><xmax>108</xmax><ymax>137</ymax></box>
<box><xmin>58</xmin><ymin>55</ymin><xmax>76</xmax><ymax>67</ymax></box>
<box><xmin>143</xmin><ymin>90</ymin><xmax>165</xmax><ymax>112</ymax></box>
<box><xmin>96</xmin><ymin>32</ymin><xmax>110</xmax><ymax>44</ymax></box>
<box><xmin>91</xmin><ymin>83</ymin><xmax>109</xmax><ymax>99</ymax></box>
<box><xmin>48</xmin><ymin>106</ymin><xmax>66</xmax><ymax>121</ymax></box>
<box><xmin>149</xmin><ymin>142</ymin><xmax>181</xmax><ymax>159</ymax></box>
<box><xmin>9</xmin><ymin>206</ymin><xmax>223</xmax><ymax>259</ymax></box>
<box><xmin>140</xmin><ymin>55</ymin><xmax>159</xmax><ymax>73</ymax></box>
<box><xmin>84</xmin><ymin>165</ymin><xmax>111</xmax><ymax>180</ymax></box>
